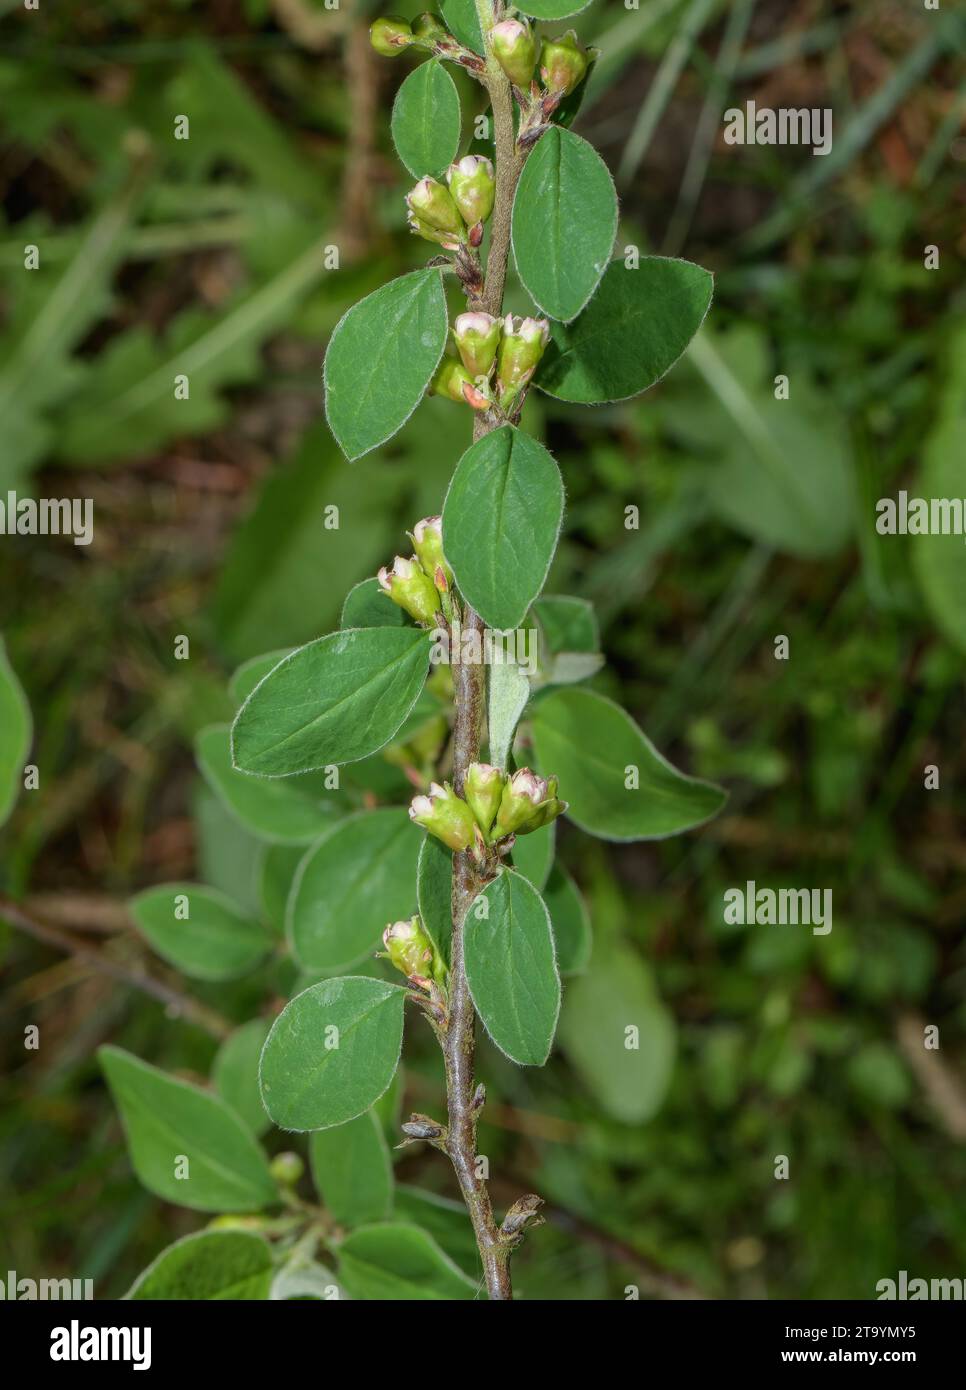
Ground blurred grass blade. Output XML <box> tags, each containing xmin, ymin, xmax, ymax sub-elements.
<box><xmin>617</xmin><ymin>0</ymin><xmax>717</xmax><ymax>187</ymax></box>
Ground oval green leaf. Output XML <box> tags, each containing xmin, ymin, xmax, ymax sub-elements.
<box><xmin>288</xmin><ymin>809</ymin><xmax>420</xmax><ymax>971</ymax></box>
<box><xmin>537</xmin><ymin>257</ymin><xmax>713</xmax><ymax>403</ymax></box>
<box><xmin>465</xmin><ymin>869</ymin><xmax>560</xmax><ymax>1066</ymax></box>
<box><xmin>442</xmin><ymin>425</ymin><xmax>564</xmax><ymax>631</ymax></box>
<box><xmin>0</xmin><ymin>637</ymin><xmax>31</xmax><ymax>827</ymax></box>
<box><xmin>531</xmin><ymin>687</ymin><xmax>727</xmax><ymax>841</ymax></box>
<box><xmin>558</xmin><ymin>945</ymin><xmax>676</xmax><ymax>1123</ymax></box>
<box><xmin>229</xmin><ymin>649</ymin><xmax>294</xmax><ymax>706</ymax></box>
<box><xmin>440</xmin><ymin>0</ymin><xmax>484</xmax><ymax>54</ymax></box>
<box><xmin>212</xmin><ymin>1018</ymin><xmax>272</xmax><ymax>1136</ymax></box>
<box><xmin>543</xmin><ymin>863</ymin><xmax>591</xmax><ymax>975</ymax></box>
<box><xmin>341</xmin><ymin>576</ymin><xmax>410</xmax><ymax>630</ymax></box>
<box><xmin>337</xmin><ymin>1222</ymin><xmax>477</xmax><ymax>1300</ymax></box>
<box><xmin>130</xmin><ymin>883</ymin><xmax>271</xmax><ymax>981</ymax></box>
<box><xmin>126</xmin><ymin>1230</ymin><xmax>273</xmax><ymax>1301</ymax></box>
<box><xmin>99</xmin><ymin>1046</ymin><xmax>276</xmax><ymax>1212</ymax></box>
<box><xmin>416</xmin><ymin>832</ymin><xmax>453</xmax><ymax>965</ymax></box>
<box><xmin>324</xmin><ymin>268</ymin><xmax>448</xmax><ymax>461</ymax></box>
<box><xmin>231</xmin><ymin>627</ymin><xmax>430</xmax><ymax>777</ymax></box>
<box><xmin>310</xmin><ymin>1110</ymin><xmax>393</xmax><ymax>1227</ymax></box>
<box><xmin>259</xmin><ymin>977</ymin><xmax>405</xmax><ymax>1131</ymax></box>
<box><xmin>512</xmin><ymin>126</ymin><xmax>617</xmax><ymax>323</ymax></box>
<box><xmin>517</xmin><ymin>0</ymin><xmax>593</xmax><ymax>16</ymax></box>
<box><xmin>197</xmin><ymin>724</ymin><xmax>339</xmax><ymax>844</ymax></box>
<box><xmin>391</xmin><ymin>60</ymin><xmax>461</xmax><ymax>180</ymax></box>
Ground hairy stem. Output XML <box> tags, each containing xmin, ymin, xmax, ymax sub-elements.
<box><xmin>441</xmin><ymin>13</ymin><xmax>532</xmax><ymax>1301</ymax></box>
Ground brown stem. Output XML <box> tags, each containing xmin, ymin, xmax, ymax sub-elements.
<box><xmin>440</xmin><ymin>35</ymin><xmax>535</xmax><ymax>1300</ymax></box>
<box><xmin>0</xmin><ymin>895</ymin><xmax>232</xmax><ymax>1041</ymax></box>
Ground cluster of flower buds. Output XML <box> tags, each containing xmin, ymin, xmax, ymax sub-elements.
<box><xmin>409</xmin><ymin>763</ymin><xmax>566</xmax><ymax>856</ymax></box>
<box><xmin>406</xmin><ymin>155</ymin><xmax>495</xmax><ymax>252</ymax></box>
<box><xmin>382</xmin><ymin>915</ymin><xmax>445</xmax><ymax>989</ymax></box>
<box><xmin>377</xmin><ymin>516</ymin><xmax>452</xmax><ymax>624</ymax></box>
<box><xmin>490</xmin><ymin>19</ymin><xmax>591</xmax><ymax>101</ymax></box>
<box><xmin>432</xmin><ymin>312</ymin><xmax>549</xmax><ymax>415</ymax></box>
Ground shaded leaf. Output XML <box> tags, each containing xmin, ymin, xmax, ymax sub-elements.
<box><xmin>310</xmin><ymin>1110</ymin><xmax>393</xmax><ymax>1227</ymax></box>
<box><xmin>126</xmin><ymin>1230</ymin><xmax>272</xmax><ymax>1301</ymax></box>
<box><xmin>130</xmin><ymin>883</ymin><xmax>271</xmax><ymax>981</ymax></box>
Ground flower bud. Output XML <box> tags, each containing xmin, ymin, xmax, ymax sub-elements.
<box><xmin>465</xmin><ymin>762</ymin><xmax>506</xmax><ymax>839</ymax></box>
<box><xmin>412</xmin><ymin>12</ymin><xmax>449</xmax><ymax>42</ymax></box>
<box><xmin>409</xmin><ymin>515</ymin><xmax>453</xmax><ymax>590</ymax></box>
<box><xmin>378</xmin><ymin>554</ymin><xmax>441</xmax><ymax>626</ymax></box>
<box><xmin>270</xmin><ymin>1151</ymin><xmax>305</xmax><ymax>1186</ymax></box>
<box><xmin>430</xmin><ymin>357</ymin><xmax>490</xmax><ymax>410</ymax></box>
<box><xmin>370</xmin><ymin>15</ymin><xmax>413</xmax><ymax>57</ymax></box>
<box><xmin>493</xmin><ymin>767</ymin><xmax>565</xmax><ymax>838</ymax></box>
<box><xmin>452</xmin><ymin>312</ymin><xmax>502</xmax><ymax>379</ymax></box>
<box><xmin>496</xmin><ymin>315</ymin><xmax>549</xmax><ymax>401</ymax></box>
<box><xmin>446</xmin><ymin>155</ymin><xmax>495</xmax><ymax>228</ymax></box>
<box><xmin>383</xmin><ymin>915</ymin><xmax>439</xmax><ymax>987</ymax></box>
<box><xmin>491</xmin><ymin>18</ymin><xmax>538</xmax><ymax>88</ymax></box>
<box><xmin>409</xmin><ymin>781</ymin><xmax>478</xmax><ymax>852</ymax></box>
<box><xmin>539</xmin><ymin>31</ymin><xmax>589</xmax><ymax>96</ymax></box>
<box><xmin>406</xmin><ymin>177</ymin><xmax>466</xmax><ymax>247</ymax></box>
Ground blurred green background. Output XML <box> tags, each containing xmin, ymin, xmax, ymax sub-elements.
<box><xmin>2</xmin><ymin>0</ymin><xmax>965</xmax><ymax>1299</ymax></box>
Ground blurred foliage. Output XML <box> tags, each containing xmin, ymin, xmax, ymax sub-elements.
<box><xmin>2</xmin><ymin>0</ymin><xmax>965</xmax><ymax>1301</ymax></box>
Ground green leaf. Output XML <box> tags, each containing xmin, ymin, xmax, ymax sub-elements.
<box><xmin>310</xmin><ymin>1110</ymin><xmax>393</xmax><ymax>1227</ymax></box>
<box><xmin>0</xmin><ymin>638</ymin><xmax>31</xmax><ymax>827</ymax></box>
<box><xmin>558</xmin><ymin>944</ymin><xmax>676</xmax><ymax>1123</ymax></box>
<box><xmin>259</xmin><ymin>978</ymin><xmax>405</xmax><ymax>1131</ymax></box>
<box><xmin>288</xmin><ymin>809</ymin><xmax>420</xmax><ymax>971</ymax></box>
<box><xmin>271</xmin><ymin>1260</ymin><xmax>342</xmax><ymax>1300</ymax></box>
<box><xmin>341</xmin><ymin>577</ymin><xmax>410</xmax><ymax>630</ymax></box>
<box><xmin>465</xmin><ymin>869</ymin><xmax>560</xmax><ymax>1066</ymax></box>
<box><xmin>212</xmin><ymin>1019</ymin><xmax>272</xmax><ymax>1136</ymax></box>
<box><xmin>391</xmin><ymin>61</ymin><xmax>461</xmax><ymax>181</ymax></box>
<box><xmin>197</xmin><ymin>724</ymin><xmax>338</xmax><ymax>845</ymax></box>
<box><xmin>512</xmin><ymin>126</ymin><xmax>617</xmax><ymax>323</ymax></box>
<box><xmin>543</xmin><ymin>864</ymin><xmax>591</xmax><ymax>975</ymax></box>
<box><xmin>337</xmin><ymin>1223</ymin><xmax>477</xmax><ymax>1300</ymax></box>
<box><xmin>912</xmin><ymin>333</ymin><xmax>966</xmax><ymax>651</ymax></box>
<box><xmin>126</xmin><ymin>1230</ymin><xmax>273</xmax><ymax>1301</ymax></box>
<box><xmin>533</xmin><ymin>595</ymin><xmax>599</xmax><ymax>653</ymax></box>
<box><xmin>99</xmin><ymin>1046</ymin><xmax>276</xmax><ymax>1212</ymax></box>
<box><xmin>393</xmin><ymin>1186</ymin><xmax>480</xmax><ymax>1275</ymax></box>
<box><xmin>510</xmin><ymin>821</ymin><xmax>555</xmax><ymax>891</ymax></box>
<box><xmin>686</xmin><ymin>328</ymin><xmax>853</xmax><ymax>558</ymax></box>
<box><xmin>416</xmin><ymin>832</ymin><xmax>453</xmax><ymax>965</ymax></box>
<box><xmin>324</xmin><ymin>268</ymin><xmax>448</xmax><ymax>461</ymax></box>
<box><xmin>258</xmin><ymin>843</ymin><xmax>304</xmax><ymax>934</ymax></box>
<box><xmin>517</xmin><ymin>0</ymin><xmax>594</xmax><ymax>17</ymax></box>
<box><xmin>229</xmin><ymin>650</ymin><xmax>294</xmax><ymax>706</ymax></box>
<box><xmin>537</xmin><ymin>258</ymin><xmax>713</xmax><ymax>403</ymax></box>
<box><xmin>440</xmin><ymin>0</ymin><xmax>484</xmax><ymax>55</ymax></box>
<box><xmin>231</xmin><ymin>627</ymin><xmax>430</xmax><ymax>777</ymax></box>
<box><xmin>442</xmin><ymin>425</ymin><xmax>564</xmax><ymax>631</ymax></box>
<box><xmin>531</xmin><ymin>687</ymin><xmax>726</xmax><ymax>841</ymax></box>
<box><xmin>129</xmin><ymin>883</ymin><xmax>271</xmax><ymax>981</ymax></box>
<box><xmin>487</xmin><ymin>658</ymin><xmax>530</xmax><ymax>770</ymax></box>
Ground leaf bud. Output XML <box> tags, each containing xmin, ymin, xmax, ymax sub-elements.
<box><xmin>370</xmin><ymin>15</ymin><xmax>413</xmax><ymax>57</ymax></box>
<box><xmin>409</xmin><ymin>781</ymin><xmax>478</xmax><ymax>852</ymax></box>
<box><xmin>412</xmin><ymin>12</ymin><xmax>449</xmax><ymax>42</ymax></box>
<box><xmin>539</xmin><ymin>30</ymin><xmax>589</xmax><ymax>96</ymax></box>
<box><xmin>270</xmin><ymin>1151</ymin><xmax>305</xmax><ymax>1186</ymax></box>
<box><xmin>401</xmin><ymin>1113</ymin><xmax>445</xmax><ymax>1140</ymax></box>
<box><xmin>491</xmin><ymin>18</ymin><xmax>538</xmax><ymax>88</ymax></box>
<box><xmin>383</xmin><ymin>915</ymin><xmax>440</xmax><ymax>987</ymax></box>
<box><xmin>406</xmin><ymin>177</ymin><xmax>466</xmax><ymax>248</ymax></box>
<box><xmin>378</xmin><ymin>554</ymin><xmax>441</xmax><ymax>626</ymax></box>
<box><xmin>452</xmin><ymin>311</ymin><xmax>502</xmax><ymax>378</ymax></box>
<box><xmin>409</xmin><ymin>514</ymin><xmax>453</xmax><ymax>590</ymax></box>
<box><xmin>496</xmin><ymin>314</ymin><xmax>550</xmax><ymax>402</ymax></box>
<box><xmin>464</xmin><ymin>761</ymin><xmax>506</xmax><ymax>839</ymax></box>
<box><xmin>493</xmin><ymin>767</ymin><xmax>565</xmax><ymax>838</ymax></box>
<box><xmin>446</xmin><ymin>155</ymin><xmax>495</xmax><ymax>228</ymax></box>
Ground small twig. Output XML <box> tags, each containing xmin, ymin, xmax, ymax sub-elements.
<box><xmin>0</xmin><ymin>895</ymin><xmax>232</xmax><ymax>1040</ymax></box>
<box><xmin>897</xmin><ymin>1014</ymin><xmax>966</xmax><ymax>1142</ymax></box>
